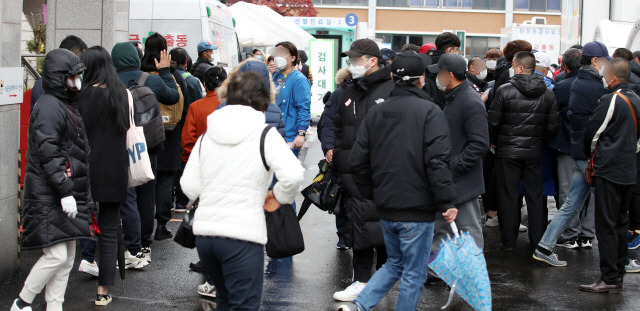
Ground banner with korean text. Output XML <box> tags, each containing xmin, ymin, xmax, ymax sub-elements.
<box><xmin>308</xmin><ymin>39</ymin><xmax>336</xmax><ymax>115</ymax></box>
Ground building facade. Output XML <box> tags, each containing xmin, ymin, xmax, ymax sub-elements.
<box><xmin>312</xmin><ymin>0</ymin><xmax>562</xmax><ymax>57</ymax></box>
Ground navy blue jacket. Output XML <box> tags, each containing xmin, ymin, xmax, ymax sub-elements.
<box><xmin>568</xmin><ymin>67</ymin><xmax>607</xmax><ymax>160</ymax></box>
<box><xmin>548</xmin><ymin>70</ymin><xmax>579</xmax><ymax>155</ymax></box>
<box><xmin>318</xmin><ymin>88</ymin><xmax>342</xmax><ymax>155</ymax></box>
<box><xmin>217</xmin><ymin>102</ymin><xmax>286</xmax><ymax>138</ymax></box>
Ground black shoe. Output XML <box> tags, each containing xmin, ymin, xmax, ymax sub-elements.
<box><xmin>499</xmin><ymin>243</ymin><xmax>515</xmax><ymax>252</ymax></box>
<box><xmin>154</xmin><ymin>224</ymin><xmax>173</xmax><ymax>241</ymax></box>
<box><xmin>424</xmin><ymin>268</ymin><xmax>445</xmax><ymax>286</ymax></box>
<box><xmin>189</xmin><ymin>261</ymin><xmax>206</xmax><ymax>274</ymax></box>
<box><xmin>336</xmin><ymin>237</ymin><xmax>350</xmax><ymax>250</ymax></box>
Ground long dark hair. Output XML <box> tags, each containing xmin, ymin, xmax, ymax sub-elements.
<box><xmin>81</xmin><ymin>46</ymin><xmax>128</xmax><ymax>133</ymax></box>
<box><xmin>140</xmin><ymin>33</ymin><xmax>167</xmax><ymax>72</ymax></box>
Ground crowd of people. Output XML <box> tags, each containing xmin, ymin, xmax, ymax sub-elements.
<box><xmin>10</xmin><ymin>29</ymin><xmax>640</xmax><ymax>311</ymax></box>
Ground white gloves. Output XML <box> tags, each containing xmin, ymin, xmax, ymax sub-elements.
<box><xmin>61</xmin><ymin>196</ymin><xmax>77</xmax><ymax>219</ymax></box>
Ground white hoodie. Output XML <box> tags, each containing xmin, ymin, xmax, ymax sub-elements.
<box><xmin>180</xmin><ymin>105</ymin><xmax>304</xmax><ymax>245</ymax></box>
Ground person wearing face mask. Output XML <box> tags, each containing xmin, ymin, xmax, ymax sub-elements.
<box><xmin>11</xmin><ymin>49</ymin><xmax>92</xmax><ymax>311</ymax></box>
<box><xmin>332</xmin><ymin>39</ymin><xmax>394</xmax><ymax>302</ymax></box>
<box><xmin>427</xmin><ymin>53</ymin><xmax>489</xmax><ymax>252</ymax></box>
<box><xmin>534</xmin><ymin>51</ymin><xmax>555</xmax><ymax>90</ymax></box>
<box><xmin>492</xmin><ymin>40</ymin><xmax>533</xmax><ymax>99</ymax></box>
<box><xmin>484</xmin><ymin>48</ymin><xmax>503</xmax><ymax>82</ymax></box>
<box><xmin>423</xmin><ymin>32</ymin><xmax>461</xmax><ymax>108</ymax></box>
<box><xmin>252</xmin><ymin>48</ymin><xmax>265</xmax><ymax>62</ymax></box>
<box><xmin>338</xmin><ymin>52</ymin><xmax>458</xmax><ymax>311</ymax></box>
<box><xmin>268</xmin><ymin>41</ymin><xmax>311</xmax><ymax>157</ymax></box>
<box><xmin>191</xmin><ymin>40</ymin><xmax>218</xmax><ymax>84</ymax></box>
<box><xmin>466</xmin><ymin>57</ymin><xmax>489</xmax><ymax>96</ymax></box>
<box><xmin>488</xmin><ymin>51</ymin><xmax>558</xmax><ymax>252</ymax></box>
<box><xmin>580</xmin><ymin>58</ymin><xmax>640</xmax><ymax>292</ymax></box>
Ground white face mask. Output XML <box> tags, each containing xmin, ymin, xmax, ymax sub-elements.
<box><xmin>348</xmin><ymin>58</ymin><xmax>372</xmax><ymax>80</ymax></box>
<box><xmin>598</xmin><ymin>65</ymin><xmax>605</xmax><ymax>77</ymax></box>
<box><xmin>275</xmin><ymin>56</ymin><xmax>288</xmax><ymax>71</ymax></box>
<box><xmin>476</xmin><ymin>70</ymin><xmax>488</xmax><ymax>80</ymax></box>
<box><xmin>509</xmin><ymin>67</ymin><xmax>515</xmax><ymax>78</ymax></box>
<box><xmin>66</xmin><ymin>76</ymin><xmax>82</xmax><ymax>91</ymax></box>
<box><xmin>486</xmin><ymin>60</ymin><xmax>497</xmax><ymax>70</ymax></box>
<box><xmin>602</xmin><ymin>77</ymin><xmax>612</xmax><ymax>89</ymax></box>
<box><xmin>436</xmin><ymin>75</ymin><xmax>447</xmax><ymax>92</ymax></box>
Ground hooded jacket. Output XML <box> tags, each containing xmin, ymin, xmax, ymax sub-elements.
<box><xmin>318</xmin><ymin>68</ymin><xmax>352</xmax><ymax>155</ymax></box>
<box><xmin>180</xmin><ymin>105</ymin><xmax>304</xmax><ymax>245</ymax></box>
<box><xmin>350</xmin><ymin>85</ymin><xmax>455</xmax><ymax>222</ymax></box>
<box><xmin>334</xmin><ymin>66</ymin><xmax>394</xmax><ymax>250</ymax></box>
<box><xmin>22</xmin><ymin>49</ymin><xmax>92</xmax><ymax>250</ymax></box>
<box><xmin>568</xmin><ymin>67</ymin><xmax>608</xmax><ymax>160</ymax></box>
<box><xmin>488</xmin><ymin>73</ymin><xmax>559</xmax><ymax>160</ymax></box>
<box><xmin>584</xmin><ymin>83</ymin><xmax>640</xmax><ymax>185</ymax></box>
<box><xmin>548</xmin><ymin>69</ymin><xmax>579</xmax><ymax>155</ymax></box>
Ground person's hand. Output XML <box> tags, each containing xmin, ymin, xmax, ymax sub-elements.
<box><xmin>264</xmin><ymin>191</ymin><xmax>281</xmax><ymax>212</ymax></box>
<box><xmin>268</xmin><ymin>61</ymin><xmax>278</xmax><ymax>74</ymax></box>
<box><xmin>325</xmin><ymin>149</ymin><xmax>334</xmax><ymax>163</ymax></box>
<box><xmin>442</xmin><ymin>208</ymin><xmax>458</xmax><ymax>223</ymax></box>
<box><xmin>482</xmin><ymin>91</ymin><xmax>489</xmax><ymax>102</ymax></box>
<box><xmin>154</xmin><ymin>50</ymin><xmax>171</xmax><ymax>70</ymax></box>
<box><xmin>61</xmin><ymin>196</ymin><xmax>78</xmax><ymax>219</ymax></box>
<box><xmin>292</xmin><ymin>135</ymin><xmax>305</xmax><ymax>149</ymax></box>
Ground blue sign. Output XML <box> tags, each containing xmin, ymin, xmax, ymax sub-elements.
<box><xmin>345</xmin><ymin>14</ymin><xmax>358</xmax><ymax>27</ymax></box>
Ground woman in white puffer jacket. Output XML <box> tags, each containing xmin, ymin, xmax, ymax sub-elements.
<box><xmin>180</xmin><ymin>71</ymin><xmax>304</xmax><ymax>310</ymax></box>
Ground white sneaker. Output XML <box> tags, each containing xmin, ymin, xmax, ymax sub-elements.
<box><xmin>142</xmin><ymin>247</ymin><xmax>151</xmax><ymax>263</ymax></box>
<box><xmin>197</xmin><ymin>282</ymin><xmax>217</xmax><ymax>298</ymax></box>
<box><xmin>124</xmin><ymin>251</ymin><xmax>147</xmax><ymax>269</ymax></box>
<box><xmin>78</xmin><ymin>259</ymin><xmax>99</xmax><ymax>277</ymax></box>
<box><xmin>485</xmin><ymin>216</ymin><xmax>499</xmax><ymax>227</ymax></box>
<box><xmin>519</xmin><ymin>224</ymin><xmax>528</xmax><ymax>232</ymax></box>
<box><xmin>11</xmin><ymin>299</ymin><xmax>32</xmax><ymax>311</ymax></box>
<box><xmin>333</xmin><ymin>281</ymin><xmax>366</xmax><ymax>302</ymax></box>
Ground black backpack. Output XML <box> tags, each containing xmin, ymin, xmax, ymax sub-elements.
<box><xmin>128</xmin><ymin>72</ymin><xmax>165</xmax><ymax>149</ymax></box>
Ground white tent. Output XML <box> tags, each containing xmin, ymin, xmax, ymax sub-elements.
<box><xmin>229</xmin><ymin>2</ymin><xmax>314</xmax><ymax>51</ymax></box>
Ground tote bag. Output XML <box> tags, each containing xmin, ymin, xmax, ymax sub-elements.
<box><xmin>126</xmin><ymin>89</ymin><xmax>155</xmax><ymax>187</ymax></box>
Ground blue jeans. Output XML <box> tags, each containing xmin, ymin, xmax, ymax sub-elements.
<box><xmin>354</xmin><ymin>220</ymin><xmax>434</xmax><ymax>311</ymax></box>
<box><xmin>538</xmin><ymin>160</ymin><xmax>594</xmax><ymax>251</ymax></box>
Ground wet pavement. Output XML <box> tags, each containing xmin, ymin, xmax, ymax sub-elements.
<box><xmin>2</xmin><ymin>130</ymin><xmax>640</xmax><ymax>311</ymax></box>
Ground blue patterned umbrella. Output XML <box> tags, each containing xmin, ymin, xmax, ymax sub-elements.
<box><xmin>428</xmin><ymin>222</ymin><xmax>491</xmax><ymax>311</ymax></box>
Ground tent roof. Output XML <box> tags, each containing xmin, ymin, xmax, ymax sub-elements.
<box><xmin>230</xmin><ymin>2</ymin><xmax>314</xmax><ymax>51</ymax></box>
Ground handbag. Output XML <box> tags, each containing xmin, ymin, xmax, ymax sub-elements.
<box><xmin>174</xmin><ymin>130</ymin><xmax>207</xmax><ymax>248</ymax></box>
<box><xmin>586</xmin><ymin>91</ymin><xmax>637</xmax><ymax>186</ymax></box>
<box><xmin>125</xmin><ymin>89</ymin><xmax>155</xmax><ymax>187</ymax></box>
<box><xmin>259</xmin><ymin>126</ymin><xmax>305</xmax><ymax>258</ymax></box>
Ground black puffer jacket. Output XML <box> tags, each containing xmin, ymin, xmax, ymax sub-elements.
<box><xmin>191</xmin><ymin>56</ymin><xmax>213</xmax><ymax>84</ymax></box>
<box><xmin>488</xmin><ymin>73</ymin><xmax>559</xmax><ymax>160</ymax></box>
<box><xmin>22</xmin><ymin>49</ymin><xmax>93</xmax><ymax>250</ymax></box>
<box><xmin>334</xmin><ymin>66</ymin><xmax>394</xmax><ymax>250</ymax></box>
<box><xmin>423</xmin><ymin>49</ymin><xmax>446</xmax><ymax>108</ymax></box>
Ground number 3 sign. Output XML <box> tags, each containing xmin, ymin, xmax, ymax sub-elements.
<box><xmin>345</xmin><ymin>14</ymin><xmax>358</xmax><ymax>27</ymax></box>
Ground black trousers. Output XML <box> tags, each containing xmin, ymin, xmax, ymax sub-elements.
<box><xmin>122</xmin><ymin>151</ymin><xmax>158</xmax><ymax>252</ymax></box>
<box><xmin>155</xmin><ymin>170</ymin><xmax>176</xmax><ymax>226</ymax></box>
<box><xmin>495</xmin><ymin>158</ymin><xmax>547</xmax><ymax>248</ymax></box>
<box><xmin>353</xmin><ymin>246</ymin><xmax>387</xmax><ymax>283</ymax></box>
<box><xmin>98</xmin><ymin>202</ymin><xmax>121</xmax><ymax>287</ymax></box>
<box><xmin>196</xmin><ymin>237</ymin><xmax>264</xmax><ymax>311</ymax></box>
<box><xmin>594</xmin><ymin>177</ymin><xmax>631</xmax><ymax>285</ymax></box>
<box><xmin>482</xmin><ymin>151</ymin><xmax>497</xmax><ymax>213</ymax></box>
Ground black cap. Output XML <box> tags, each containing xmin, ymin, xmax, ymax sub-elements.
<box><xmin>427</xmin><ymin>53</ymin><xmax>466</xmax><ymax>76</ymax></box>
<box><xmin>381</xmin><ymin>48</ymin><xmax>396</xmax><ymax>62</ymax></box>
<box><xmin>340</xmin><ymin>39</ymin><xmax>382</xmax><ymax>58</ymax></box>
<box><xmin>391</xmin><ymin>52</ymin><xmax>432</xmax><ymax>79</ymax></box>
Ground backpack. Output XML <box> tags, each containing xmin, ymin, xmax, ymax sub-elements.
<box><xmin>129</xmin><ymin>72</ymin><xmax>165</xmax><ymax>149</ymax></box>
<box><xmin>148</xmin><ymin>71</ymin><xmax>185</xmax><ymax>131</ymax></box>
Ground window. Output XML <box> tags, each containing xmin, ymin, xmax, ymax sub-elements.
<box><xmin>376</xmin><ymin>33</ymin><xmax>438</xmax><ymax>52</ymax></box>
<box><xmin>515</xmin><ymin>0</ymin><xmax>561</xmax><ymax>12</ymax></box>
<box><xmin>443</xmin><ymin>0</ymin><xmax>471</xmax><ymax>8</ymax></box>
<box><xmin>465</xmin><ymin>36</ymin><xmax>501</xmax><ymax>57</ymax></box>
<box><xmin>472</xmin><ymin>0</ymin><xmax>505</xmax><ymax>9</ymax></box>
